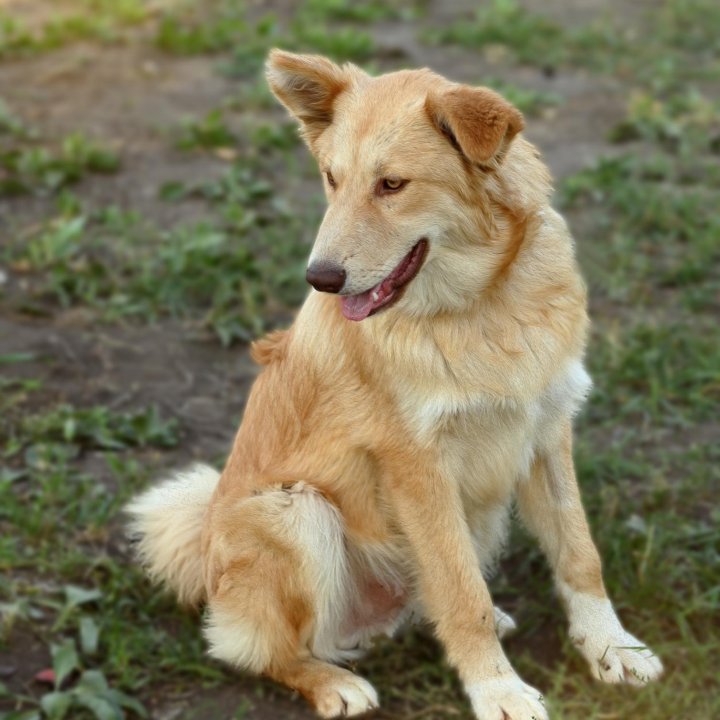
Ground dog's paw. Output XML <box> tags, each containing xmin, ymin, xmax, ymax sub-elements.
<box><xmin>314</xmin><ymin>670</ymin><xmax>379</xmax><ymax>718</ymax></box>
<box><xmin>467</xmin><ymin>676</ymin><xmax>548</xmax><ymax>720</ymax></box>
<box><xmin>573</xmin><ymin>626</ymin><xmax>663</xmax><ymax>686</ymax></box>
<box><xmin>563</xmin><ymin>588</ymin><xmax>663</xmax><ymax>686</ymax></box>
<box><xmin>494</xmin><ymin>606</ymin><xmax>518</xmax><ymax>640</ymax></box>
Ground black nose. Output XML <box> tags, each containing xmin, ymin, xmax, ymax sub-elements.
<box><xmin>306</xmin><ymin>262</ymin><xmax>346</xmax><ymax>293</ymax></box>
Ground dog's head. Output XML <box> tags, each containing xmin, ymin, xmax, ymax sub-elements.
<box><xmin>266</xmin><ymin>50</ymin><xmax>526</xmax><ymax>321</ymax></box>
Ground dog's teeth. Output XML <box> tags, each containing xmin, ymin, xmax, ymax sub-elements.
<box><xmin>372</xmin><ymin>291</ymin><xmax>379</xmax><ymax>302</ymax></box>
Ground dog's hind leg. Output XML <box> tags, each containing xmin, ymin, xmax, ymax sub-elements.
<box><xmin>203</xmin><ymin>482</ymin><xmax>379</xmax><ymax>718</ymax></box>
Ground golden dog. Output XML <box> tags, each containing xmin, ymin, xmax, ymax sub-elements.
<box><xmin>127</xmin><ymin>50</ymin><xmax>662</xmax><ymax>719</ymax></box>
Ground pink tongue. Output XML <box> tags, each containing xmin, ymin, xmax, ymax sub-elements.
<box><xmin>339</xmin><ymin>240</ymin><xmax>426</xmax><ymax>322</ymax></box>
<box><xmin>341</xmin><ymin>278</ymin><xmax>393</xmax><ymax>321</ymax></box>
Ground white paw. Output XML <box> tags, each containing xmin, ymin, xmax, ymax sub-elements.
<box><xmin>562</xmin><ymin>587</ymin><xmax>663</xmax><ymax>686</ymax></box>
<box><xmin>467</xmin><ymin>676</ymin><xmax>548</xmax><ymax>720</ymax></box>
<box><xmin>315</xmin><ymin>671</ymin><xmax>379</xmax><ymax>718</ymax></box>
<box><xmin>494</xmin><ymin>606</ymin><xmax>518</xmax><ymax>640</ymax></box>
<box><xmin>573</xmin><ymin>625</ymin><xmax>663</xmax><ymax>686</ymax></box>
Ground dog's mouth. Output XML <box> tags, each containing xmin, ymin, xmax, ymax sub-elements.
<box><xmin>340</xmin><ymin>240</ymin><xmax>428</xmax><ymax>322</ymax></box>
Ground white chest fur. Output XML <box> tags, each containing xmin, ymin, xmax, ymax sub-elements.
<box><xmin>399</xmin><ymin>359</ymin><xmax>592</xmax><ymax>498</ymax></box>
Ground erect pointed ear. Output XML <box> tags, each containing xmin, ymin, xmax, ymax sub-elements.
<box><xmin>265</xmin><ymin>49</ymin><xmax>349</xmax><ymax>150</ymax></box>
<box><xmin>425</xmin><ymin>85</ymin><xmax>524</xmax><ymax>166</ymax></box>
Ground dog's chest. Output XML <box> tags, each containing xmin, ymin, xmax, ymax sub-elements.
<box><xmin>398</xmin><ymin>359</ymin><xmax>591</xmax><ymax>502</ymax></box>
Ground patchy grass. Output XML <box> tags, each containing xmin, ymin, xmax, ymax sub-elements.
<box><xmin>0</xmin><ymin>99</ymin><xmax>37</xmax><ymax>140</ymax></box>
<box><xmin>0</xmin><ymin>0</ymin><xmax>149</xmax><ymax>58</ymax></box>
<box><xmin>154</xmin><ymin>1</ymin><xmax>255</xmax><ymax>56</ymax></box>
<box><xmin>176</xmin><ymin>109</ymin><xmax>237</xmax><ymax>151</ymax></box>
<box><xmin>422</xmin><ymin>0</ymin><xmax>720</xmax><ymax>81</ymax></box>
<box><xmin>11</xmin><ymin>404</ymin><xmax>179</xmax><ymax>455</ymax></box>
<box><xmin>562</xmin><ymin>152</ymin><xmax>720</xmax><ymax>307</ymax></box>
<box><xmin>484</xmin><ymin>79</ymin><xmax>561</xmax><ymax>117</ymax></box>
<box><xmin>586</xmin><ymin>322</ymin><xmax>720</xmax><ymax>427</ymax></box>
<box><xmin>3</xmin><ymin>168</ymin><xmax>315</xmax><ymax>344</ymax></box>
<box><xmin>1</xmin><ymin>403</ymin><xmax>178</xmax><ymax>551</ymax></box>
<box><xmin>1</xmin><ymin>1</ymin><xmax>718</xmax><ymax>719</ymax></box>
<box><xmin>423</xmin><ymin>0</ymin><xmax>568</xmax><ymax>67</ymax></box>
<box><xmin>3</xmin><ymin>218</ymin><xmax>300</xmax><ymax>346</ymax></box>
<box><xmin>608</xmin><ymin>88</ymin><xmax>719</xmax><ymax>148</ymax></box>
<box><xmin>249</xmin><ymin>121</ymin><xmax>301</xmax><ymax>152</ymax></box>
<box><xmin>298</xmin><ymin>0</ymin><xmax>412</xmax><ymax>23</ymax></box>
<box><xmin>0</xmin><ymin>397</ymin><xmax>214</xmax><ymax>720</ymax></box>
<box><xmin>154</xmin><ymin>1</ymin><xmax>377</xmax><ymax>64</ymax></box>
<box><xmin>0</xmin><ymin>133</ymin><xmax>119</xmax><ymax>197</ymax></box>
<box><xmin>286</xmin><ymin>21</ymin><xmax>375</xmax><ymax>61</ymax></box>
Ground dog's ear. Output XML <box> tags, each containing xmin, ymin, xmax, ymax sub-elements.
<box><xmin>425</xmin><ymin>85</ymin><xmax>524</xmax><ymax>166</ymax></box>
<box><xmin>266</xmin><ymin>49</ymin><xmax>349</xmax><ymax>149</ymax></box>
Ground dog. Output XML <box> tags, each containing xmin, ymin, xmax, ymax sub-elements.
<box><xmin>126</xmin><ymin>50</ymin><xmax>663</xmax><ymax>719</ymax></box>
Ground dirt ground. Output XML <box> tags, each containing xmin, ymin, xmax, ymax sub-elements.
<box><xmin>1</xmin><ymin>1</ymin><xmax>718</xmax><ymax>719</ymax></box>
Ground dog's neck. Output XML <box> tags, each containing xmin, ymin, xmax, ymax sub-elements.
<box><xmin>291</xmin><ymin>139</ymin><xmax>586</xmax><ymax>403</ymax></box>
<box><xmin>296</xmin><ymin>228</ymin><xmax>588</xmax><ymax>407</ymax></box>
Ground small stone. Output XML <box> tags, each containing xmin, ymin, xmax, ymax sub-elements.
<box><xmin>214</xmin><ymin>147</ymin><xmax>238</xmax><ymax>161</ymax></box>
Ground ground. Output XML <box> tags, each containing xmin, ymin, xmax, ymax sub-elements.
<box><xmin>0</xmin><ymin>1</ymin><xmax>718</xmax><ymax>719</ymax></box>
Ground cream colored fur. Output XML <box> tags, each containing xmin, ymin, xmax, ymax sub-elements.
<box><xmin>125</xmin><ymin>464</ymin><xmax>219</xmax><ymax>606</ymax></box>
<box><xmin>126</xmin><ymin>51</ymin><xmax>662</xmax><ymax>720</ymax></box>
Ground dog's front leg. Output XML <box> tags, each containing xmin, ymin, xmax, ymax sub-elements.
<box><xmin>517</xmin><ymin>422</ymin><xmax>663</xmax><ymax>686</ymax></box>
<box><xmin>385</xmin><ymin>454</ymin><xmax>548</xmax><ymax>720</ymax></box>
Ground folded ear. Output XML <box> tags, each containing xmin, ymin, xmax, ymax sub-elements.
<box><xmin>425</xmin><ymin>85</ymin><xmax>524</xmax><ymax>166</ymax></box>
<box><xmin>266</xmin><ymin>49</ymin><xmax>349</xmax><ymax>149</ymax></box>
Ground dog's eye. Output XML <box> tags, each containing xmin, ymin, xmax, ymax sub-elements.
<box><xmin>379</xmin><ymin>177</ymin><xmax>407</xmax><ymax>194</ymax></box>
<box><xmin>325</xmin><ymin>171</ymin><xmax>336</xmax><ymax>189</ymax></box>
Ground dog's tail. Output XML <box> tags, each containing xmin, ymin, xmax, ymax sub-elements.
<box><xmin>125</xmin><ymin>464</ymin><xmax>220</xmax><ymax>607</ymax></box>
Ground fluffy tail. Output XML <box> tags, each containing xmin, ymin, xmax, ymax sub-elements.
<box><xmin>125</xmin><ymin>464</ymin><xmax>220</xmax><ymax>607</ymax></box>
